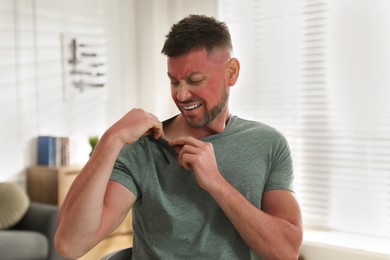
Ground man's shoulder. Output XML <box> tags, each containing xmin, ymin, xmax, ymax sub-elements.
<box><xmin>228</xmin><ymin>116</ymin><xmax>289</xmax><ymax>147</ymax></box>
<box><xmin>230</xmin><ymin>116</ymin><xmax>279</xmax><ymax>134</ymax></box>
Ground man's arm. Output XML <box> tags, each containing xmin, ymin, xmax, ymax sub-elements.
<box><xmin>212</xmin><ymin>184</ymin><xmax>302</xmax><ymax>259</ymax></box>
<box><xmin>169</xmin><ymin>136</ymin><xmax>303</xmax><ymax>260</ymax></box>
<box><xmin>54</xmin><ymin>108</ymin><xmax>163</xmax><ymax>259</ymax></box>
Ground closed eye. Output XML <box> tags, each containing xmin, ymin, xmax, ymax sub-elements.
<box><xmin>187</xmin><ymin>79</ymin><xmax>203</xmax><ymax>85</ymax></box>
<box><xmin>187</xmin><ymin>75</ymin><xmax>205</xmax><ymax>85</ymax></box>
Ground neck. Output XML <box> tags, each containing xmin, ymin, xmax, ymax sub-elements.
<box><xmin>165</xmin><ymin>110</ymin><xmax>230</xmax><ymax>140</ymax></box>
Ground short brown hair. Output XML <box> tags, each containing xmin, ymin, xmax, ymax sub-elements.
<box><xmin>161</xmin><ymin>15</ymin><xmax>233</xmax><ymax>57</ymax></box>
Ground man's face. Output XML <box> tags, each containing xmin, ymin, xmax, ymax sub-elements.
<box><xmin>167</xmin><ymin>49</ymin><xmax>231</xmax><ymax>128</ymax></box>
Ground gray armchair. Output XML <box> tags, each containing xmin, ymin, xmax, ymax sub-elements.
<box><xmin>0</xmin><ymin>202</ymin><xmax>65</xmax><ymax>260</ymax></box>
<box><xmin>101</xmin><ymin>247</ymin><xmax>132</xmax><ymax>260</ymax></box>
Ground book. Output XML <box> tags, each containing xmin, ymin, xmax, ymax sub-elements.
<box><xmin>37</xmin><ymin>136</ymin><xmax>70</xmax><ymax>166</ymax></box>
<box><xmin>37</xmin><ymin>136</ymin><xmax>55</xmax><ymax>166</ymax></box>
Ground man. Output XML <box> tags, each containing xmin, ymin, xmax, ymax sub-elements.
<box><xmin>55</xmin><ymin>15</ymin><xmax>302</xmax><ymax>260</ymax></box>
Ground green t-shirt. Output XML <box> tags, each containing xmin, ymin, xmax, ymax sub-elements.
<box><xmin>111</xmin><ymin>115</ymin><xmax>294</xmax><ymax>259</ymax></box>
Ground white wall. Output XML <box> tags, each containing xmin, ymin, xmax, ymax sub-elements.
<box><xmin>0</xmin><ymin>0</ymin><xmax>110</xmax><ymax>184</ymax></box>
<box><xmin>0</xmin><ymin>0</ymin><xmax>217</xmax><ymax>184</ymax></box>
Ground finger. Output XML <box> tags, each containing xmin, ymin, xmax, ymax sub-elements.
<box><xmin>143</xmin><ymin>124</ymin><xmax>164</xmax><ymax>139</ymax></box>
<box><xmin>180</xmin><ymin>153</ymin><xmax>193</xmax><ymax>171</ymax></box>
<box><xmin>144</xmin><ymin>129</ymin><xmax>152</xmax><ymax>136</ymax></box>
<box><xmin>177</xmin><ymin>144</ymin><xmax>198</xmax><ymax>168</ymax></box>
<box><xmin>150</xmin><ymin>114</ymin><xmax>164</xmax><ymax>139</ymax></box>
<box><xmin>145</xmin><ymin>114</ymin><xmax>164</xmax><ymax>139</ymax></box>
<box><xmin>173</xmin><ymin>145</ymin><xmax>183</xmax><ymax>154</ymax></box>
<box><xmin>152</xmin><ymin>124</ymin><xmax>164</xmax><ymax>139</ymax></box>
<box><xmin>169</xmin><ymin>136</ymin><xmax>199</xmax><ymax>147</ymax></box>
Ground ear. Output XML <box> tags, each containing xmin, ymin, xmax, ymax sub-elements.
<box><xmin>227</xmin><ymin>58</ymin><xmax>240</xmax><ymax>86</ymax></box>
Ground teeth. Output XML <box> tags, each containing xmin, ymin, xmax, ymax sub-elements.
<box><xmin>183</xmin><ymin>104</ymin><xmax>201</xmax><ymax>110</ymax></box>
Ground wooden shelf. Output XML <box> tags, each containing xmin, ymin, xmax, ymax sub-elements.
<box><xmin>27</xmin><ymin>165</ymin><xmax>82</xmax><ymax>205</ymax></box>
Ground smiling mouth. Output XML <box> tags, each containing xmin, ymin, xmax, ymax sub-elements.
<box><xmin>183</xmin><ymin>103</ymin><xmax>202</xmax><ymax>111</ymax></box>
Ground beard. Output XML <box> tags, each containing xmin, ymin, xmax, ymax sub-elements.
<box><xmin>182</xmin><ymin>86</ymin><xmax>230</xmax><ymax>128</ymax></box>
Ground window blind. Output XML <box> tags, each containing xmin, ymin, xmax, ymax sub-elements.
<box><xmin>219</xmin><ymin>0</ymin><xmax>390</xmax><ymax>239</ymax></box>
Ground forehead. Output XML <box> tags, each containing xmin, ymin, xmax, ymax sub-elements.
<box><xmin>167</xmin><ymin>49</ymin><xmax>229</xmax><ymax>79</ymax></box>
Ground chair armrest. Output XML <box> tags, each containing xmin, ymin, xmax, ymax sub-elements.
<box><xmin>12</xmin><ymin>202</ymin><xmax>65</xmax><ymax>260</ymax></box>
<box><xmin>101</xmin><ymin>247</ymin><xmax>133</xmax><ymax>260</ymax></box>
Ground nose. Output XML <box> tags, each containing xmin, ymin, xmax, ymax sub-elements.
<box><xmin>176</xmin><ymin>82</ymin><xmax>191</xmax><ymax>101</ymax></box>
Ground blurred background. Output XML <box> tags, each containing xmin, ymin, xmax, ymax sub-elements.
<box><xmin>1</xmin><ymin>0</ymin><xmax>390</xmax><ymax>259</ymax></box>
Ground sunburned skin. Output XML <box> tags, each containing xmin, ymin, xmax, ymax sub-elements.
<box><xmin>165</xmin><ymin>49</ymin><xmax>239</xmax><ymax>139</ymax></box>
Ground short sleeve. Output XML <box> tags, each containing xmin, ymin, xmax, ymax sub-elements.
<box><xmin>110</xmin><ymin>138</ymin><xmax>150</xmax><ymax>198</ymax></box>
<box><xmin>264</xmin><ymin>132</ymin><xmax>294</xmax><ymax>192</ymax></box>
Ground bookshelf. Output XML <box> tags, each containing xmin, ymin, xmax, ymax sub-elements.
<box><xmin>26</xmin><ymin>166</ymin><xmax>133</xmax><ymax>259</ymax></box>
